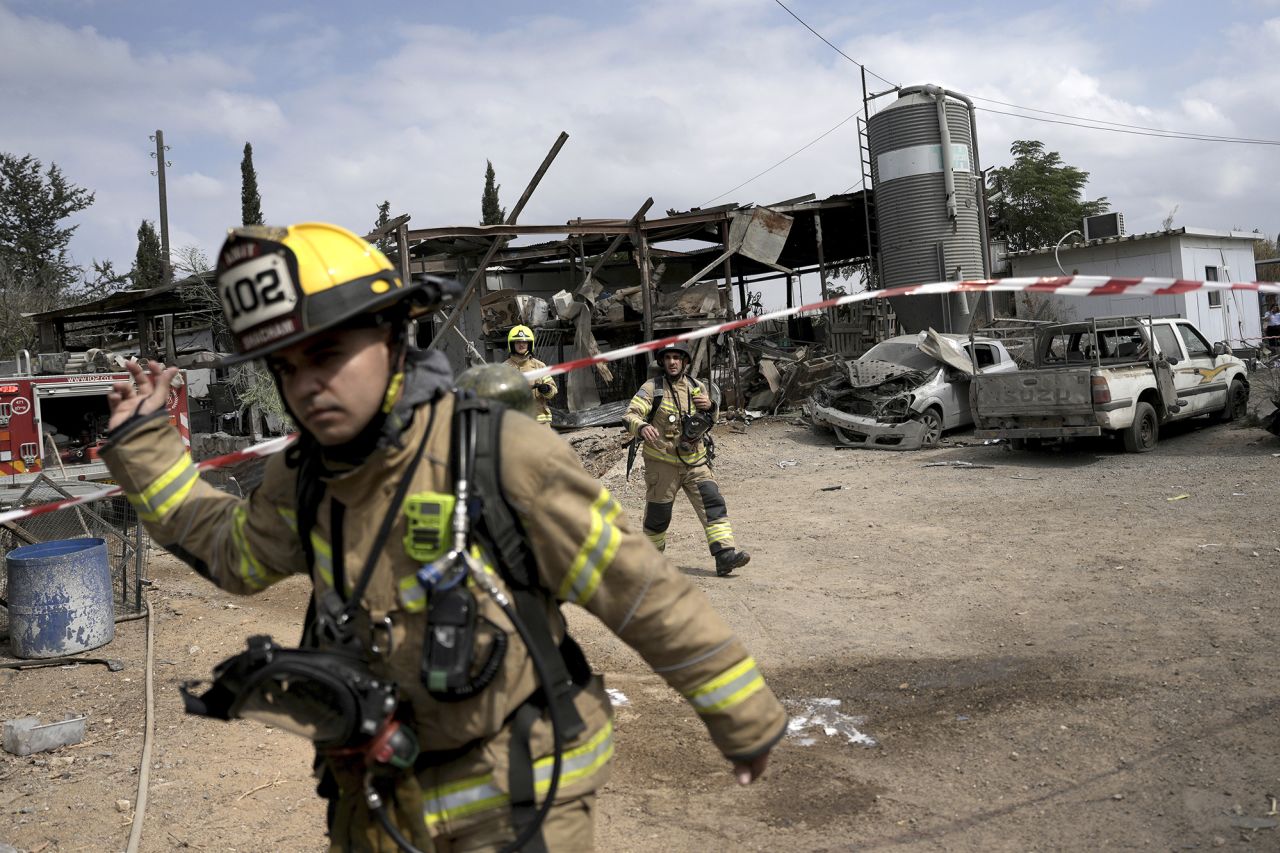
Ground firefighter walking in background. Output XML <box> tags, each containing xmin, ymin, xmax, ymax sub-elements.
<box><xmin>504</xmin><ymin>324</ymin><xmax>557</xmax><ymax>425</ymax></box>
<box><xmin>625</xmin><ymin>344</ymin><xmax>751</xmax><ymax>577</ymax></box>
<box><xmin>101</xmin><ymin>223</ymin><xmax>785</xmax><ymax>852</ymax></box>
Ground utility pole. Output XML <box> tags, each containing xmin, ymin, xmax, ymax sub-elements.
<box><xmin>150</xmin><ymin>130</ymin><xmax>172</xmax><ymax>285</ymax></box>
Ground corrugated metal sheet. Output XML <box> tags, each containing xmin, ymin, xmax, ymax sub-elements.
<box><xmin>868</xmin><ymin>91</ymin><xmax>985</xmax><ymax>332</ymax></box>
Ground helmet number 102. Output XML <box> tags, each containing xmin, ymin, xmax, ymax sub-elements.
<box><xmin>225</xmin><ymin>269</ymin><xmax>284</xmax><ymax>319</ymax></box>
<box><xmin>218</xmin><ymin>255</ymin><xmax>298</xmax><ymax>333</ymax></box>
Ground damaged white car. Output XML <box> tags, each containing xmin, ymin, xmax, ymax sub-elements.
<box><xmin>807</xmin><ymin>330</ymin><xmax>1018</xmax><ymax>450</ymax></box>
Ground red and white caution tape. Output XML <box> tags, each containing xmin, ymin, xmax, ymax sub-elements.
<box><xmin>0</xmin><ymin>433</ymin><xmax>297</xmax><ymax>527</ymax></box>
<box><xmin>3</xmin><ymin>275</ymin><xmax>1278</xmax><ymax>526</ymax></box>
<box><xmin>526</xmin><ymin>275</ymin><xmax>1280</xmax><ymax>380</ymax></box>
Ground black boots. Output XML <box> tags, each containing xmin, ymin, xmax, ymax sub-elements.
<box><xmin>714</xmin><ymin>548</ymin><xmax>750</xmax><ymax>577</ymax></box>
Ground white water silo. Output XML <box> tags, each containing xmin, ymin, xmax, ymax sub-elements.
<box><xmin>867</xmin><ymin>85</ymin><xmax>988</xmax><ymax>332</ymax></box>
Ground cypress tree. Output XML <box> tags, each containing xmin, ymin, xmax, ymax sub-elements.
<box><xmin>481</xmin><ymin>160</ymin><xmax>505</xmax><ymax>225</ymax></box>
<box><xmin>131</xmin><ymin>219</ymin><xmax>164</xmax><ymax>290</ymax></box>
<box><xmin>240</xmin><ymin>142</ymin><xmax>264</xmax><ymax>226</ymax></box>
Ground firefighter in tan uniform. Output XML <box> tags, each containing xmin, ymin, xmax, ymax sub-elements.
<box><xmin>503</xmin><ymin>325</ymin><xmax>557</xmax><ymax>425</ymax></box>
<box><xmin>625</xmin><ymin>344</ymin><xmax>751</xmax><ymax>577</ymax></box>
<box><xmin>101</xmin><ymin>223</ymin><xmax>785</xmax><ymax>852</ymax></box>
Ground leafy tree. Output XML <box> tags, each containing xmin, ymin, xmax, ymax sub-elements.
<box><xmin>82</xmin><ymin>259</ymin><xmax>129</xmax><ymax>298</ymax></box>
<box><xmin>1253</xmin><ymin>231</ymin><xmax>1279</xmax><ymax>283</ymax></box>
<box><xmin>240</xmin><ymin>142</ymin><xmax>264</xmax><ymax>226</ymax></box>
<box><xmin>481</xmin><ymin>160</ymin><xmax>505</xmax><ymax>225</ymax></box>
<box><xmin>986</xmin><ymin>140</ymin><xmax>1109</xmax><ymax>252</ymax></box>
<box><xmin>372</xmin><ymin>200</ymin><xmax>393</xmax><ymax>254</ymax></box>
<box><xmin>0</xmin><ymin>153</ymin><xmax>94</xmax><ymax>295</ymax></box>
<box><xmin>131</xmin><ymin>219</ymin><xmax>165</xmax><ymax>290</ymax></box>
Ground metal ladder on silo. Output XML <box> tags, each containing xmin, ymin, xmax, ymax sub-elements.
<box><xmin>857</xmin><ymin>116</ymin><xmax>880</xmax><ymax>291</ymax></box>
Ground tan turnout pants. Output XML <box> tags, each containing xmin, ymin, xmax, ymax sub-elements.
<box><xmin>641</xmin><ymin>459</ymin><xmax>736</xmax><ymax>556</ymax></box>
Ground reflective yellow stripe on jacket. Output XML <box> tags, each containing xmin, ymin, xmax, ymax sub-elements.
<box><xmin>558</xmin><ymin>489</ymin><xmax>622</xmax><ymax>605</ymax></box>
<box><xmin>422</xmin><ymin>721</ymin><xmax>615</xmax><ymax>828</ymax></box>
<box><xmin>229</xmin><ymin>505</ymin><xmax>283</xmax><ymax>591</ymax></box>
<box><xmin>125</xmin><ymin>455</ymin><xmax>199</xmax><ymax>523</ymax></box>
<box><xmin>685</xmin><ymin>657</ymin><xmax>765</xmax><ymax>715</ymax></box>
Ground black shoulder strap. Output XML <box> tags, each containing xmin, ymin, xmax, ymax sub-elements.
<box><xmin>291</xmin><ymin>441</ymin><xmax>324</xmax><ymax>572</ymax></box>
<box><xmin>647</xmin><ymin>383</ymin><xmax>665</xmax><ymax>426</ymax></box>
<box><xmin>463</xmin><ymin>395</ymin><xmax>537</xmax><ymax>588</ymax></box>
<box><xmin>460</xmin><ymin>393</ymin><xmax>586</xmax><ymax>738</ymax></box>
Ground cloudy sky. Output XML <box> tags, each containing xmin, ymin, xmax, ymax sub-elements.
<box><xmin>4</xmin><ymin>0</ymin><xmax>1279</xmax><ymax>284</ymax></box>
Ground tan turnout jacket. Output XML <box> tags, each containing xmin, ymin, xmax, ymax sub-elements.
<box><xmin>624</xmin><ymin>374</ymin><xmax>710</xmax><ymax>466</ymax></box>
<box><xmin>504</xmin><ymin>353</ymin><xmax>556</xmax><ymax>424</ymax></box>
<box><xmin>101</xmin><ymin>386</ymin><xmax>785</xmax><ymax>841</ymax></box>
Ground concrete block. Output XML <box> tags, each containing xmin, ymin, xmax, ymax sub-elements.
<box><xmin>3</xmin><ymin>715</ymin><xmax>86</xmax><ymax>756</ymax></box>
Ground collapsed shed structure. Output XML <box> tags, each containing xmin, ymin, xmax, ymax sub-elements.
<box><xmin>394</xmin><ymin>192</ymin><xmax>893</xmax><ymax>423</ymax></box>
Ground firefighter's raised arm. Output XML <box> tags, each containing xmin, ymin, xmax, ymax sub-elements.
<box><xmin>107</xmin><ymin>359</ymin><xmax>179</xmax><ymax>430</ymax></box>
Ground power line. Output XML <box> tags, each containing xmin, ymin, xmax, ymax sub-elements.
<box><xmin>971</xmin><ymin>95</ymin><xmax>1280</xmax><ymax>145</ymax></box>
<box><xmin>772</xmin><ymin>0</ymin><xmax>1280</xmax><ymax>147</ymax></box>
<box><xmin>772</xmin><ymin>0</ymin><xmax>896</xmax><ymax>88</ymax></box>
<box><xmin>978</xmin><ymin>106</ymin><xmax>1280</xmax><ymax>146</ymax></box>
<box><xmin>699</xmin><ymin>111</ymin><xmax>860</xmax><ymax>207</ymax></box>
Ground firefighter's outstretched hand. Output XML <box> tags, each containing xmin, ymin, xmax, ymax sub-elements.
<box><xmin>107</xmin><ymin>359</ymin><xmax>178</xmax><ymax>430</ymax></box>
<box><xmin>733</xmin><ymin>750</ymin><xmax>771</xmax><ymax>785</ymax></box>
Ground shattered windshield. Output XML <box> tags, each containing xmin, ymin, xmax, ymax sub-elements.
<box><xmin>860</xmin><ymin>342</ymin><xmax>937</xmax><ymax>371</ymax></box>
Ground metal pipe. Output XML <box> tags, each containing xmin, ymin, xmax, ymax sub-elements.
<box><xmin>931</xmin><ymin>87</ymin><xmax>957</xmax><ymax>222</ymax></box>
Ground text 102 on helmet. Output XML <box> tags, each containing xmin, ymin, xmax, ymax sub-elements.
<box><xmin>654</xmin><ymin>343</ymin><xmax>693</xmax><ymax>364</ymax></box>
<box><xmin>215</xmin><ymin>222</ymin><xmax>417</xmax><ymax>365</ymax></box>
<box><xmin>507</xmin><ymin>325</ymin><xmax>535</xmax><ymax>354</ymax></box>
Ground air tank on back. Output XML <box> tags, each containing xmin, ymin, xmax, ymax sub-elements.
<box><xmin>867</xmin><ymin>85</ymin><xmax>988</xmax><ymax>333</ymax></box>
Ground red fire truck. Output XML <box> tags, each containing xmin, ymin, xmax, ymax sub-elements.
<box><xmin>0</xmin><ymin>371</ymin><xmax>190</xmax><ymax>483</ymax></box>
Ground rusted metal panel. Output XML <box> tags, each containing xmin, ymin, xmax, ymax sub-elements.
<box><xmin>728</xmin><ymin>207</ymin><xmax>793</xmax><ymax>267</ymax></box>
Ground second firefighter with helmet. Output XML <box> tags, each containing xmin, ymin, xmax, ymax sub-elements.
<box><xmin>504</xmin><ymin>324</ymin><xmax>557</xmax><ymax>425</ymax></box>
<box><xmin>625</xmin><ymin>341</ymin><xmax>751</xmax><ymax>577</ymax></box>
<box><xmin>98</xmin><ymin>221</ymin><xmax>785</xmax><ymax>851</ymax></box>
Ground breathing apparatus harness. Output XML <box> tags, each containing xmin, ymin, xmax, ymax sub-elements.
<box><xmin>182</xmin><ymin>394</ymin><xmax>587</xmax><ymax>853</ymax></box>
<box><xmin>657</xmin><ymin>366</ymin><xmax>716</xmax><ymax>468</ymax></box>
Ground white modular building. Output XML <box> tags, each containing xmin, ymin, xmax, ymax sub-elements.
<box><xmin>1007</xmin><ymin>227</ymin><xmax>1265</xmax><ymax>348</ymax></box>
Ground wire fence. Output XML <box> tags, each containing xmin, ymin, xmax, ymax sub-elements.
<box><xmin>0</xmin><ymin>475</ymin><xmax>148</xmax><ymax>641</ymax></box>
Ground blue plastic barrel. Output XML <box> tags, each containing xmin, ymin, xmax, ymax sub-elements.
<box><xmin>6</xmin><ymin>537</ymin><xmax>114</xmax><ymax>659</ymax></box>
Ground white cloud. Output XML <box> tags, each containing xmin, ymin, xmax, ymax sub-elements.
<box><xmin>2</xmin><ymin>0</ymin><xmax>1278</xmax><ymax>279</ymax></box>
<box><xmin>171</xmin><ymin>172</ymin><xmax>225</xmax><ymax>200</ymax></box>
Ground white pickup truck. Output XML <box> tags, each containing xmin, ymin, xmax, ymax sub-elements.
<box><xmin>972</xmin><ymin>316</ymin><xmax>1249</xmax><ymax>452</ymax></box>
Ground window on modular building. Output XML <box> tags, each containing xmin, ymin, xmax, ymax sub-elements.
<box><xmin>1205</xmin><ymin>266</ymin><xmax>1222</xmax><ymax>307</ymax></box>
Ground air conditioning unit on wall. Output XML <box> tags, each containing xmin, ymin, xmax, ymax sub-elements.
<box><xmin>1083</xmin><ymin>212</ymin><xmax>1125</xmax><ymax>241</ymax></box>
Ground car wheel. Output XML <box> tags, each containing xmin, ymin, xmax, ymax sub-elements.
<box><xmin>1123</xmin><ymin>401</ymin><xmax>1159</xmax><ymax>453</ymax></box>
<box><xmin>916</xmin><ymin>407</ymin><xmax>944</xmax><ymax>447</ymax></box>
<box><xmin>1010</xmin><ymin>438</ymin><xmax>1042</xmax><ymax>451</ymax></box>
<box><xmin>1215</xmin><ymin>379</ymin><xmax>1248</xmax><ymax>424</ymax></box>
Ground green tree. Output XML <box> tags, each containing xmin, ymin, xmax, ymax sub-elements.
<box><xmin>986</xmin><ymin>140</ymin><xmax>1109</xmax><ymax>252</ymax></box>
<box><xmin>240</xmin><ymin>142</ymin><xmax>264</xmax><ymax>226</ymax></box>
<box><xmin>1254</xmin><ymin>231</ymin><xmax>1279</xmax><ymax>283</ymax></box>
<box><xmin>372</xmin><ymin>200</ymin><xmax>393</xmax><ymax>253</ymax></box>
<box><xmin>131</xmin><ymin>219</ymin><xmax>165</xmax><ymax>290</ymax></box>
<box><xmin>0</xmin><ymin>153</ymin><xmax>94</xmax><ymax>295</ymax></box>
<box><xmin>481</xmin><ymin>160</ymin><xmax>505</xmax><ymax>225</ymax></box>
<box><xmin>83</xmin><ymin>259</ymin><xmax>129</xmax><ymax>298</ymax></box>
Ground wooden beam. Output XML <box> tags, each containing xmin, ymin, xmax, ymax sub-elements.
<box><xmin>635</xmin><ymin>225</ymin><xmax>654</xmax><ymax>342</ymax></box>
<box><xmin>815</xmin><ymin>210</ymin><xmax>829</xmax><ymax>300</ymax></box>
<box><xmin>719</xmin><ymin>221</ymin><xmax>733</xmax><ymax>318</ymax></box>
<box><xmin>429</xmin><ymin>132</ymin><xmax>570</xmax><ymax>350</ymax></box>
<box><xmin>579</xmin><ymin>198</ymin><xmax>653</xmax><ymax>292</ymax></box>
<box><xmin>364</xmin><ymin>213</ymin><xmax>410</xmax><ymax>243</ymax></box>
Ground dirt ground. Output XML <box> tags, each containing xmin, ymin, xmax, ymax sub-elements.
<box><xmin>3</xmin><ymin>397</ymin><xmax>1279</xmax><ymax>851</ymax></box>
